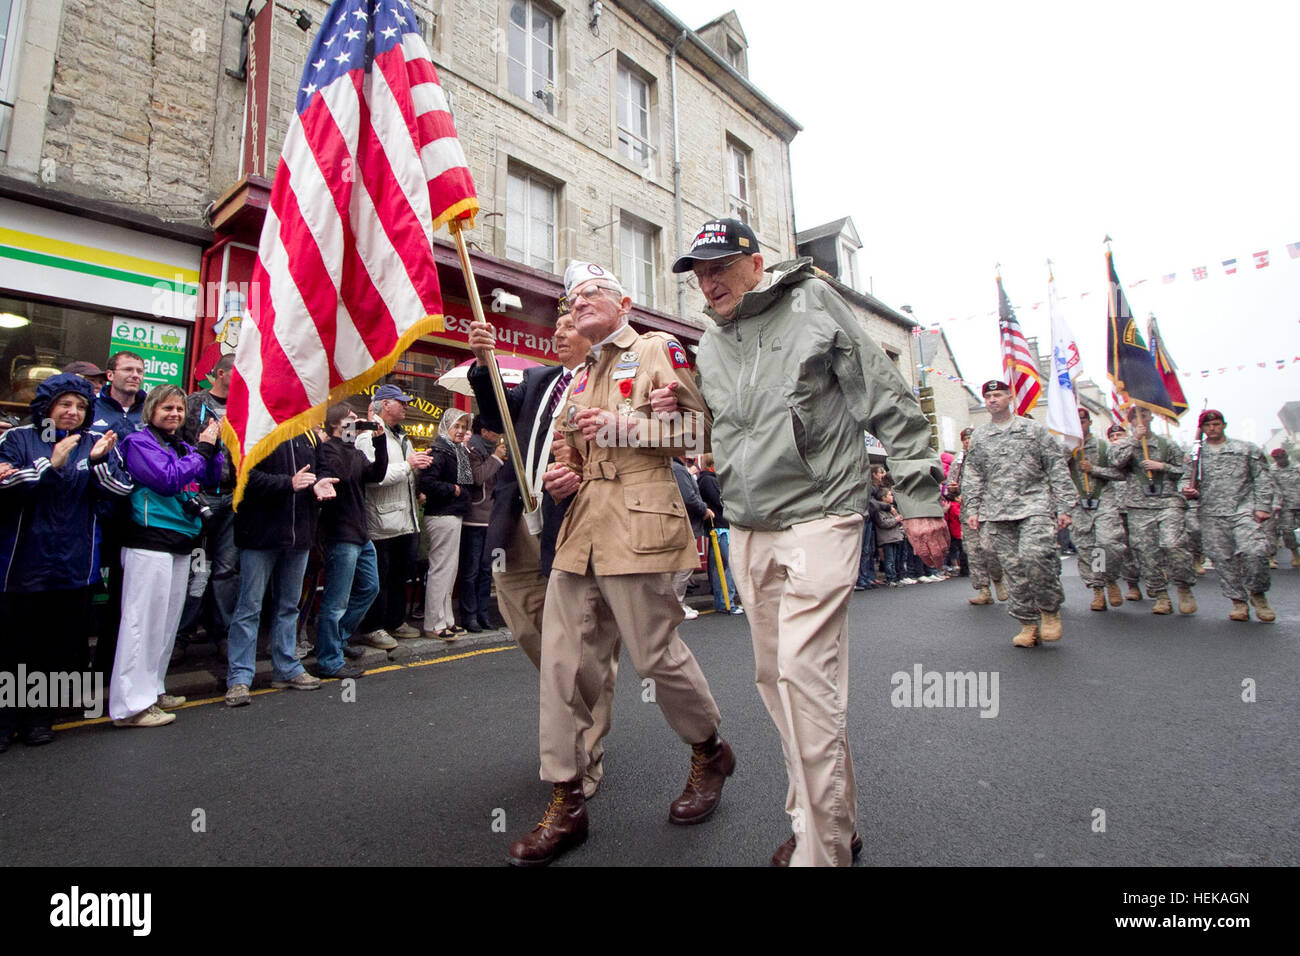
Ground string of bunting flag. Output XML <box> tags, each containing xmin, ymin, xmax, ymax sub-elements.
<box><xmin>931</xmin><ymin>239</ymin><xmax>1300</xmax><ymax>325</ymax></box>
<box><xmin>915</xmin><ymin>355</ymin><xmax>1300</xmax><ymax>388</ymax></box>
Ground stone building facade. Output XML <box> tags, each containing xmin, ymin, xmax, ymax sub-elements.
<box><xmin>0</xmin><ymin>0</ymin><xmax>799</xmax><ymax>429</ymax></box>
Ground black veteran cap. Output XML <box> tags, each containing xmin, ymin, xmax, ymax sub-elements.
<box><xmin>981</xmin><ymin>379</ymin><xmax>1011</xmax><ymax>396</ymax></box>
<box><xmin>671</xmin><ymin>218</ymin><xmax>758</xmax><ymax>273</ymax></box>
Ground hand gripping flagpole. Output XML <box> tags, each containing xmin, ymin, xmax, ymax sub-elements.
<box><xmin>448</xmin><ymin>221</ymin><xmax>538</xmax><ymax>514</ymax></box>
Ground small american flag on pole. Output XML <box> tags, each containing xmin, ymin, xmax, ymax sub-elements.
<box><xmin>996</xmin><ymin>275</ymin><xmax>1041</xmax><ymax>416</ymax></box>
<box><xmin>225</xmin><ymin>0</ymin><xmax>477</xmax><ymax>505</ymax></box>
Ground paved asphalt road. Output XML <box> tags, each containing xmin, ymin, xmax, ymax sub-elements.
<box><xmin>1</xmin><ymin>564</ymin><xmax>1296</xmax><ymax>868</ymax></box>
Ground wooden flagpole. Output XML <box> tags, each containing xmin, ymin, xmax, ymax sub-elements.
<box><xmin>448</xmin><ymin>222</ymin><xmax>538</xmax><ymax>513</ymax></box>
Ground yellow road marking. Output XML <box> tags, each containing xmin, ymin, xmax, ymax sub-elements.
<box><xmin>51</xmin><ymin>644</ymin><xmax>516</xmax><ymax>731</ymax></box>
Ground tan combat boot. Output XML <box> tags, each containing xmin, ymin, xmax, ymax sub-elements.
<box><xmin>1151</xmin><ymin>592</ymin><xmax>1173</xmax><ymax>615</ymax></box>
<box><xmin>1125</xmin><ymin>583</ymin><xmax>1143</xmax><ymax>601</ymax></box>
<box><xmin>1228</xmin><ymin>601</ymin><xmax>1249</xmax><ymax>622</ymax></box>
<box><xmin>1039</xmin><ymin>611</ymin><xmax>1063</xmax><ymax>642</ymax></box>
<box><xmin>1090</xmin><ymin>588</ymin><xmax>1107</xmax><ymax>611</ymax></box>
<box><xmin>994</xmin><ymin>578</ymin><xmax>1009</xmax><ymax>602</ymax></box>
<box><xmin>1106</xmin><ymin>581</ymin><xmax>1124</xmax><ymax>607</ymax></box>
<box><xmin>1194</xmin><ymin>555</ymin><xmax>1205</xmax><ymax>575</ymax></box>
<box><xmin>1269</xmin><ymin>557</ymin><xmax>1278</xmax><ymax>569</ymax></box>
<box><xmin>969</xmin><ymin>587</ymin><xmax>994</xmax><ymax>605</ymax></box>
<box><xmin>1249</xmin><ymin>593</ymin><xmax>1275</xmax><ymax>623</ymax></box>
<box><xmin>1012</xmin><ymin>622</ymin><xmax>1040</xmax><ymax>647</ymax></box>
<box><xmin>1291</xmin><ymin>552</ymin><xmax>1299</xmax><ymax>568</ymax></box>
<box><xmin>1177</xmin><ymin>587</ymin><xmax>1197</xmax><ymax>615</ymax></box>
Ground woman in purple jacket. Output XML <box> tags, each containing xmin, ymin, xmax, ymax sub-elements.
<box><xmin>110</xmin><ymin>385</ymin><xmax>223</xmax><ymax>728</ymax></box>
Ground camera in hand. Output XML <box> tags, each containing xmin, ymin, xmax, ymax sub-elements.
<box><xmin>352</xmin><ymin>421</ymin><xmax>381</xmax><ymax>432</ymax></box>
<box><xmin>181</xmin><ymin>495</ymin><xmax>214</xmax><ymax>522</ymax></box>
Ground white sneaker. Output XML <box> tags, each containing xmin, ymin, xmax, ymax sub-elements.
<box><xmin>900</xmin><ymin>577</ymin><xmax>918</xmax><ymax>586</ymax></box>
<box><xmin>680</xmin><ymin>604</ymin><xmax>700</xmax><ymax>620</ymax></box>
<box><xmin>293</xmin><ymin>641</ymin><xmax>314</xmax><ymax>660</ymax></box>
<box><xmin>359</xmin><ymin>629</ymin><xmax>398</xmax><ymax>650</ymax></box>
<box><xmin>729</xmin><ymin>607</ymin><xmax>745</xmax><ymax>615</ymax></box>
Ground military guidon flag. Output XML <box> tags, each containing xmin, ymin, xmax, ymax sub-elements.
<box><xmin>996</xmin><ymin>274</ymin><xmax>1041</xmax><ymax>416</ymax></box>
<box><xmin>224</xmin><ymin>0</ymin><xmax>477</xmax><ymax>505</ymax></box>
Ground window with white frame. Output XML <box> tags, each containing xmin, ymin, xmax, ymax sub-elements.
<box><xmin>840</xmin><ymin>241</ymin><xmax>859</xmax><ymax>291</ymax></box>
<box><xmin>620</xmin><ymin>216</ymin><xmax>656</xmax><ymax>308</ymax></box>
<box><xmin>0</xmin><ymin>0</ymin><xmax>26</xmax><ymax>159</ymax></box>
<box><xmin>506</xmin><ymin>167</ymin><xmax>557</xmax><ymax>273</ymax></box>
<box><xmin>726</xmin><ymin>137</ymin><xmax>753</xmax><ymax>225</ymax></box>
<box><xmin>508</xmin><ymin>0</ymin><xmax>556</xmax><ymax>115</ymax></box>
<box><xmin>617</xmin><ymin>62</ymin><xmax>652</xmax><ymax>168</ymax></box>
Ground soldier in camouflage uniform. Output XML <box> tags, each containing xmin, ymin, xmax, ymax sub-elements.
<box><xmin>964</xmin><ymin>381</ymin><xmax>1077</xmax><ymax>647</ymax></box>
<box><xmin>1110</xmin><ymin>407</ymin><xmax>1197</xmax><ymax>615</ymax></box>
<box><xmin>1106</xmin><ymin>423</ymin><xmax>1146</xmax><ymax>596</ymax></box>
<box><xmin>1185</xmin><ymin>409</ymin><xmax>1275</xmax><ymax>622</ymax></box>
<box><xmin>1065</xmin><ymin>408</ymin><xmax>1126</xmax><ymax>611</ymax></box>
<box><xmin>1268</xmin><ymin>448</ymin><xmax>1300</xmax><ymax>567</ymax></box>
<box><xmin>949</xmin><ymin>427</ymin><xmax>1007</xmax><ymax>605</ymax></box>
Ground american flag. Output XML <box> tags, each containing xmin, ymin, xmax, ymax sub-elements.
<box><xmin>225</xmin><ymin>0</ymin><xmax>477</xmax><ymax>504</ymax></box>
<box><xmin>996</xmin><ymin>275</ymin><xmax>1040</xmax><ymax>416</ymax></box>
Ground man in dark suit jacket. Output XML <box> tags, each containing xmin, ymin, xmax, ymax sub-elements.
<box><xmin>467</xmin><ymin>305</ymin><xmax>620</xmax><ymax>800</ymax></box>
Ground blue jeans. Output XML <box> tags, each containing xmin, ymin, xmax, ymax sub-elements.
<box><xmin>457</xmin><ymin>524</ymin><xmax>492</xmax><ymax>623</ymax></box>
<box><xmin>226</xmin><ymin>548</ymin><xmax>310</xmax><ymax>688</ymax></box>
<box><xmin>882</xmin><ymin>541</ymin><xmax>903</xmax><ymax>583</ymax></box>
<box><xmin>316</xmin><ymin>540</ymin><xmax>379</xmax><ymax>675</ymax></box>
<box><xmin>857</xmin><ymin>518</ymin><xmax>877</xmax><ymax>586</ymax></box>
<box><xmin>705</xmin><ymin>528</ymin><xmax>740</xmax><ymax>611</ymax></box>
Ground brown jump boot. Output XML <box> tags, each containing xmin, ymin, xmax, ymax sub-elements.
<box><xmin>669</xmin><ymin>733</ymin><xmax>735</xmax><ymax>825</ymax></box>
<box><xmin>507</xmin><ymin>780</ymin><xmax>588</xmax><ymax>867</ymax></box>
<box><xmin>1177</xmin><ymin>587</ymin><xmax>1197</xmax><ymax>615</ymax></box>
<box><xmin>1291</xmin><ymin>552</ymin><xmax>1299</xmax><ymax>568</ymax></box>
<box><xmin>1125</xmin><ymin>582</ymin><xmax>1143</xmax><ymax>601</ymax></box>
<box><xmin>993</xmin><ymin>578</ymin><xmax>1010</xmax><ymax>602</ymax></box>
<box><xmin>1151</xmin><ymin>592</ymin><xmax>1173</xmax><ymax>615</ymax></box>
<box><xmin>1013</xmin><ymin>621</ymin><xmax>1041</xmax><ymax>647</ymax></box>
<box><xmin>1090</xmin><ymin>588</ymin><xmax>1107</xmax><ymax>611</ymax></box>
<box><xmin>1228</xmin><ymin>600</ymin><xmax>1249</xmax><ymax>622</ymax></box>
<box><xmin>1039</xmin><ymin>611</ymin><xmax>1062</xmax><ymax>642</ymax></box>
<box><xmin>1106</xmin><ymin>581</ymin><xmax>1124</xmax><ymax>607</ymax></box>
<box><xmin>771</xmin><ymin>830</ymin><xmax>864</xmax><ymax>867</ymax></box>
<box><xmin>1250</xmin><ymin>593</ymin><xmax>1275</xmax><ymax>623</ymax></box>
<box><xmin>969</xmin><ymin>587</ymin><xmax>994</xmax><ymax>605</ymax></box>
<box><xmin>1194</xmin><ymin>556</ymin><xmax>1206</xmax><ymax>575</ymax></box>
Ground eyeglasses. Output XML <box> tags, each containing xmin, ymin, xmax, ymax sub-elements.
<box><xmin>571</xmin><ymin>285</ymin><xmax>622</xmax><ymax>303</ymax></box>
<box><xmin>685</xmin><ymin>254</ymin><xmax>747</xmax><ymax>291</ymax></box>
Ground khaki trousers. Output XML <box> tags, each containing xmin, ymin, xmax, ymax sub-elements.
<box><xmin>731</xmin><ymin>513</ymin><xmax>862</xmax><ymax>867</ymax></box>
<box><xmin>494</xmin><ymin>518</ymin><xmax>619</xmax><ymax>781</ymax></box>
<box><xmin>539</xmin><ymin>568</ymin><xmax>720</xmax><ymax>783</ymax></box>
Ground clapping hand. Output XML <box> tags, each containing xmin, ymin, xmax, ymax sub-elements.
<box><xmin>291</xmin><ymin>465</ymin><xmax>317</xmax><ymax>491</ymax></box>
<box><xmin>49</xmin><ymin>434</ymin><xmax>82</xmax><ymax>470</ymax></box>
<box><xmin>89</xmin><ymin>430</ymin><xmax>117</xmax><ymax>463</ymax></box>
<box><xmin>199</xmin><ymin>418</ymin><xmax>222</xmax><ymax>445</ymax></box>
<box><xmin>314</xmin><ymin>477</ymin><xmax>339</xmax><ymax>501</ymax></box>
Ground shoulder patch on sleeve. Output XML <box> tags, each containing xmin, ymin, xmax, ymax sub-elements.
<box><xmin>666</xmin><ymin>340</ymin><xmax>691</xmax><ymax>369</ymax></box>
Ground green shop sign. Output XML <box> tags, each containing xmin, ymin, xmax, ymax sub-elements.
<box><xmin>110</xmin><ymin>317</ymin><xmax>189</xmax><ymax>390</ymax></box>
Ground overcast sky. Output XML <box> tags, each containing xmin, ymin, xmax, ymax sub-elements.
<box><xmin>662</xmin><ymin>0</ymin><xmax>1300</xmax><ymax>443</ymax></box>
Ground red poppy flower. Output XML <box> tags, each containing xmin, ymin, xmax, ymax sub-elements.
<box><xmin>618</xmin><ymin>380</ymin><xmax>633</xmax><ymax>397</ymax></box>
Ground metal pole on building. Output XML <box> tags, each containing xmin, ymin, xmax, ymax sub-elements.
<box><xmin>448</xmin><ymin>221</ymin><xmax>537</xmax><ymax>513</ymax></box>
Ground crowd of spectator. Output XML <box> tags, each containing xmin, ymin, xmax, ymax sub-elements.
<box><xmin>0</xmin><ymin>348</ymin><xmax>964</xmax><ymax>750</ymax></box>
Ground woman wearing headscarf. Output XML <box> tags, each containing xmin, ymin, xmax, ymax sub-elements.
<box><xmin>0</xmin><ymin>373</ymin><xmax>132</xmax><ymax>749</ymax></box>
<box><xmin>110</xmin><ymin>384</ymin><xmax>224</xmax><ymax>728</ymax></box>
<box><xmin>419</xmin><ymin>408</ymin><xmax>473</xmax><ymax>640</ymax></box>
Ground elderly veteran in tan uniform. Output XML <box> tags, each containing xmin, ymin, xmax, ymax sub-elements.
<box><xmin>506</xmin><ymin>261</ymin><xmax>732</xmax><ymax>867</ymax></box>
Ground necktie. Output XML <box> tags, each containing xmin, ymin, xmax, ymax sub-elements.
<box><xmin>546</xmin><ymin>369</ymin><xmax>572</xmax><ymax>420</ymax></box>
